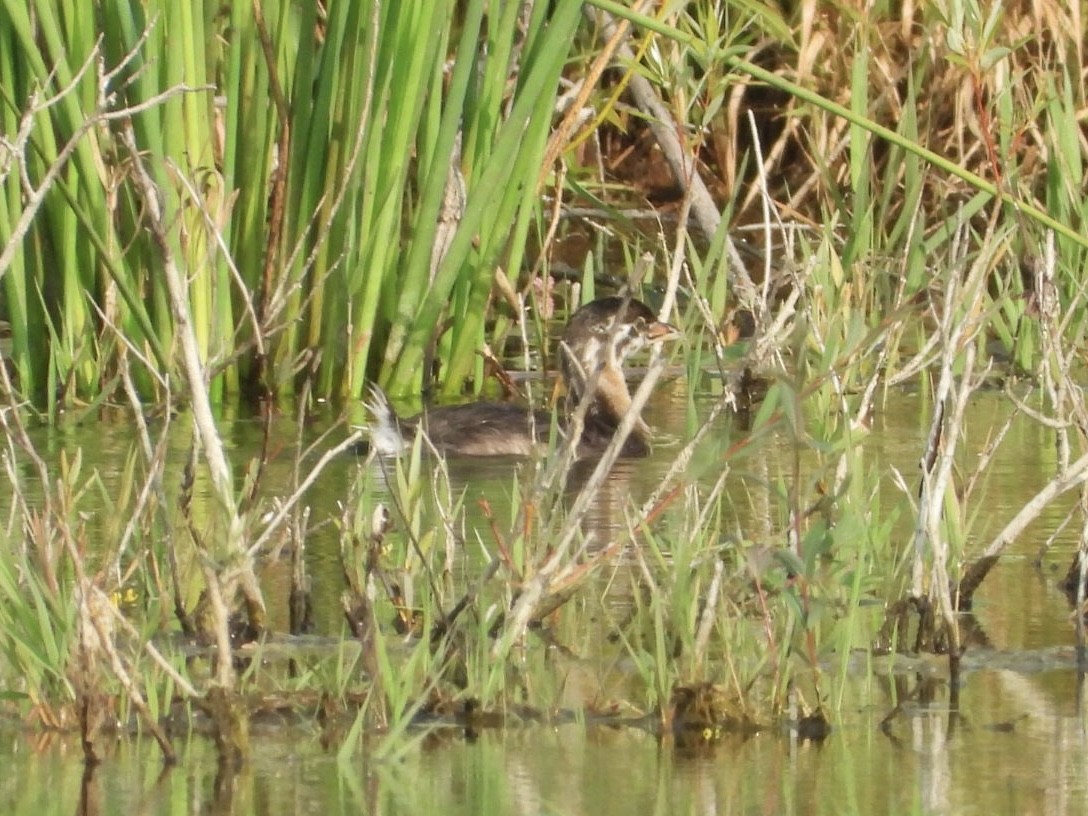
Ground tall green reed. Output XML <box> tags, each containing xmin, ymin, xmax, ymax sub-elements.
<box><xmin>0</xmin><ymin>1</ymin><xmax>585</xmax><ymax>411</ymax></box>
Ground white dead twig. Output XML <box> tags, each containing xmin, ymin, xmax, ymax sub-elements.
<box><xmin>120</xmin><ymin>118</ymin><xmax>263</xmax><ymax>688</ymax></box>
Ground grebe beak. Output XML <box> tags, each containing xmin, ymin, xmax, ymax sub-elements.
<box><xmin>646</xmin><ymin>320</ymin><xmax>682</xmax><ymax>343</ymax></box>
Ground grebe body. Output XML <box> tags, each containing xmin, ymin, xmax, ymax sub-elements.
<box><xmin>364</xmin><ymin>297</ymin><xmax>678</xmax><ymax>458</ymax></box>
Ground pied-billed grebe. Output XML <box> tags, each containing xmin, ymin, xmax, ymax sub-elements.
<box><xmin>364</xmin><ymin>296</ymin><xmax>679</xmax><ymax>457</ymax></box>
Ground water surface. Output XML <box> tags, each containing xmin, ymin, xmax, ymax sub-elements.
<box><xmin>5</xmin><ymin>386</ymin><xmax>1088</xmax><ymax>815</ymax></box>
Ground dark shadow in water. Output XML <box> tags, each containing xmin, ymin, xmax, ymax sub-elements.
<box><xmin>212</xmin><ymin>756</ymin><xmax>242</xmax><ymax>816</ymax></box>
<box><xmin>79</xmin><ymin>762</ymin><xmax>101</xmax><ymax>816</ymax></box>
<box><xmin>877</xmin><ymin>611</ymin><xmax>997</xmax><ymax>747</ymax></box>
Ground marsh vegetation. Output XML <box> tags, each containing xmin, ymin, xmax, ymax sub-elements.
<box><xmin>2</xmin><ymin>1</ymin><xmax>1088</xmax><ymax>812</ymax></box>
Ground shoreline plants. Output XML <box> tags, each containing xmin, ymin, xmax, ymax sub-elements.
<box><xmin>1</xmin><ymin>0</ymin><xmax>1088</xmax><ymax>784</ymax></box>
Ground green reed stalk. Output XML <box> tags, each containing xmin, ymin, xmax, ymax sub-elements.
<box><xmin>0</xmin><ymin>540</ymin><xmax>71</xmax><ymax>704</ymax></box>
<box><xmin>843</xmin><ymin>27</ymin><xmax>873</xmax><ymax>267</ymax></box>
<box><xmin>0</xmin><ymin>43</ymin><xmax>33</xmax><ymax>390</ymax></box>
<box><xmin>6</xmin><ymin>2</ymin><xmax>591</xmax><ymax>408</ymax></box>
<box><xmin>383</xmin><ymin>0</ymin><xmax>584</xmax><ymax>396</ymax></box>
<box><xmin>1042</xmin><ymin>73</ymin><xmax>1088</xmax><ymax>284</ymax></box>
<box><xmin>343</xmin><ymin>0</ymin><xmax>454</xmax><ymax>398</ymax></box>
<box><xmin>2</xmin><ymin>0</ymin><xmax>100</xmax><ymax>403</ymax></box>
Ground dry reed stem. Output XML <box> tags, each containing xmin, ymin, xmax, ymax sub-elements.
<box><xmin>76</xmin><ymin>584</ymin><xmax>177</xmax><ymax>762</ymax></box>
<box><xmin>494</xmin><ymin>341</ymin><xmax>673</xmax><ymax>654</ymax></box>
<box><xmin>960</xmin><ymin>234</ymin><xmax>1088</xmax><ymax>601</ymax></box>
<box><xmin>908</xmin><ymin>221</ymin><xmax>990</xmax><ymax>632</ymax></box>
<box><xmin>585</xmin><ymin>5</ymin><xmax>757</xmax><ymax>301</ymax></box>
<box><xmin>120</xmin><ymin>119</ymin><xmax>263</xmax><ymax>687</ymax></box>
<box><xmin>539</xmin><ymin>0</ymin><xmax>648</xmax><ymax>185</ymax></box>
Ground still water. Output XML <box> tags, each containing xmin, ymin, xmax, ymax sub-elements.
<box><xmin>4</xmin><ymin>384</ymin><xmax>1088</xmax><ymax>815</ymax></box>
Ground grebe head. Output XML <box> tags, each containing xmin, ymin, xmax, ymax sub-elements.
<box><xmin>559</xmin><ymin>297</ymin><xmax>680</xmax><ymax>407</ymax></box>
